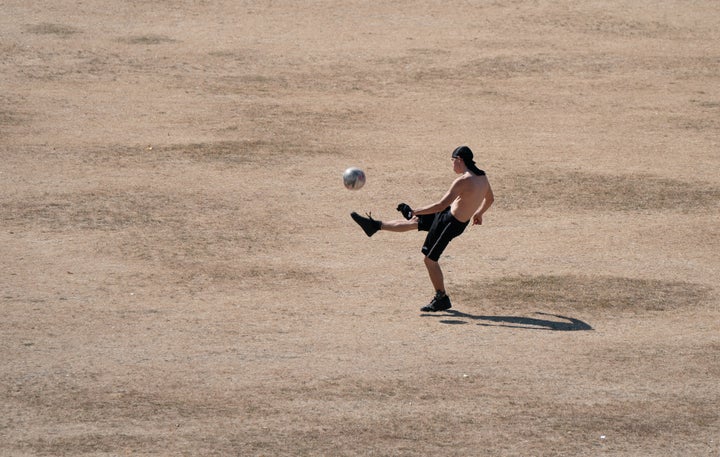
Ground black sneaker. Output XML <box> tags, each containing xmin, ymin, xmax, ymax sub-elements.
<box><xmin>420</xmin><ymin>292</ymin><xmax>452</xmax><ymax>312</ymax></box>
<box><xmin>351</xmin><ymin>212</ymin><xmax>381</xmax><ymax>237</ymax></box>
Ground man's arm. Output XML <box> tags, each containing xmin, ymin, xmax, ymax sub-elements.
<box><xmin>412</xmin><ymin>178</ymin><xmax>463</xmax><ymax>216</ymax></box>
<box><xmin>472</xmin><ymin>184</ymin><xmax>494</xmax><ymax>225</ymax></box>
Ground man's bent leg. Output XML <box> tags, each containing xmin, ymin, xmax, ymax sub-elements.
<box><xmin>421</xmin><ymin>256</ymin><xmax>451</xmax><ymax>312</ymax></box>
<box><xmin>423</xmin><ymin>255</ymin><xmax>445</xmax><ymax>293</ymax></box>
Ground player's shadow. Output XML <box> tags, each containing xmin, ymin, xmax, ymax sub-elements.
<box><xmin>425</xmin><ymin>310</ymin><xmax>593</xmax><ymax>331</ymax></box>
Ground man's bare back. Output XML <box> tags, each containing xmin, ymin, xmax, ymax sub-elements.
<box><xmin>450</xmin><ymin>172</ymin><xmax>492</xmax><ymax>223</ymax></box>
<box><xmin>412</xmin><ymin>157</ymin><xmax>493</xmax><ymax>225</ymax></box>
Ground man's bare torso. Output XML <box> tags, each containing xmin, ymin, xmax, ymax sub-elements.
<box><xmin>450</xmin><ymin>172</ymin><xmax>491</xmax><ymax>222</ymax></box>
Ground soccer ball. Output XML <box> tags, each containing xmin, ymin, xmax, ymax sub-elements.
<box><xmin>343</xmin><ymin>167</ymin><xmax>366</xmax><ymax>190</ymax></box>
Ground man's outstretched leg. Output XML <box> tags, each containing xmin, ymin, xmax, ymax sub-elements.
<box><xmin>381</xmin><ymin>219</ymin><xmax>417</xmax><ymax>232</ymax></box>
<box><xmin>421</xmin><ymin>256</ymin><xmax>451</xmax><ymax>312</ymax></box>
<box><xmin>350</xmin><ymin>212</ymin><xmax>417</xmax><ymax>237</ymax></box>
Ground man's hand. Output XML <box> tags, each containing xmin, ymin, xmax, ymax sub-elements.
<box><xmin>472</xmin><ymin>213</ymin><xmax>483</xmax><ymax>225</ymax></box>
<box><xmin>397</xmin><ymin>203</ymin><xmax>413</xmax><ymax>220</ymax></box>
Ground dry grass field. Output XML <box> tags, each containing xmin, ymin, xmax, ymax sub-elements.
<box><xmin>2</xmin><ymin>1</ymin><xmax>719</xmax><ymax>455</ymax></box>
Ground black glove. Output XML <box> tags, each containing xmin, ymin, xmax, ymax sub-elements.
<box><xmin>396</xmin><ymin>203</ymin><xmax>413</xmax><ymax>220</ymax></box>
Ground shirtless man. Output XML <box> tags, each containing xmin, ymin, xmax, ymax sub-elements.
<box><xmin>350</xmin><ymin>146</ymin><xmax>494</xmax><ymax>312</ymax></box>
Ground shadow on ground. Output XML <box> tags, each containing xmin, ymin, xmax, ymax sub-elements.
<box><xmin>424</xmin><ymin>310</ymin><xmax>593</xmax><ymax>331</ymax></box>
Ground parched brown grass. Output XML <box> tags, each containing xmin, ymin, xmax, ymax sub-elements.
<box><xmin>154</xmin><ymin>139</ymin><xmax>341</xmax><ymax>163</ymax></box>
<box><xmin>457</xmin><ymin>274</ymin><xmax>713</xmax><ymax>313</ymax></box>
<box><xmin>2</xmin><ymin>191</ymin><xmax>178</xmax><ymax>232</ymax></box>
<box><xmin>498</xmin><ymin>171</ymin><xmax>720</xmax><ymax>212</ymax></box>
<box><xmin>2</xmin><ymin>1</ymin><xmax>719</xmax><ymax>456</ymax></box>
<box><xmin>25</xmin><ymin>23</ymin><xmax>80</xmax><ymax>36</ymax></box>
<box><xmin>118</xmin><ymin>34</ymin><xmax>176</xmax><ymax>45</ymax></box>
<box><xmin>0</xmin><ymin>96</ymin><xmax>26</xmax><ymax>129</ymax></box>
<box><xmin>0</xmin><ymin>109</ymin><xmax>22</xmax><ymax>127</ymax></box>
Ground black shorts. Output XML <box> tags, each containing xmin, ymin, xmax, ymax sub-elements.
<box><xmin>417</xmin><ymin>207</ymin><xmax>469</xmax><ymax>261</ymax></box>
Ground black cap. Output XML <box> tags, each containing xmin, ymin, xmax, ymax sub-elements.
<box><xmin>452</xmin><ymin>145</ymin><xmax>474</xmax><ymax>163</ymax></box>
<box><xmin>452</xmin><ymin>146</ymin><xmax>485</xmax><ymax>176</ymax></box>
